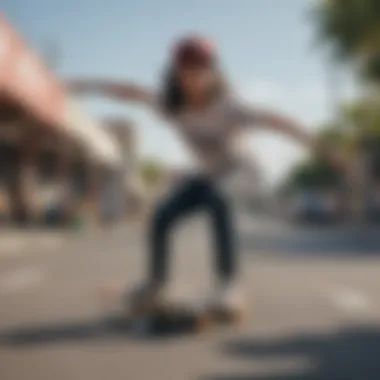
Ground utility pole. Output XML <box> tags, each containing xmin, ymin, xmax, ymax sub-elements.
<box><xmin>326</xmin><ymin>55</ymin><xmax>347</xmax><ymax>221</ymax></box>
<box><xmin>326</xmin><ymin>55</ymin><xmax>342</xmax><ymax>127</ymax></box>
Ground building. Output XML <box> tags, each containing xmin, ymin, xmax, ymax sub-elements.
<box><xmin>103</xmin><ymin>117</ymin><xmax>147</xmax><ymax>218</ymax></box>
<box><xmin>0</xmin><ymin>16</ymin><xmax>121</xmax><ymax>225</ymax></box>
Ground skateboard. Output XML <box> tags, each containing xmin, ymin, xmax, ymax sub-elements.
<box><xmin>96</xmin><ymin>283</ymin><xmax>245</xmax><ymax>336</ymax></box>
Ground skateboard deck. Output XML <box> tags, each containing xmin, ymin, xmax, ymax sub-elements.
<box><xmin>96</xmin><ymin>283</ymin><xmax>244</xmax><ymax>335</ymax></box>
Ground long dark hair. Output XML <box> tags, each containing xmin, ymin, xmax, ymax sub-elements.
<box><xmin>161</xmin><ymin>66</ymin><xmax>227</xmax><ymax>116</ymax></box>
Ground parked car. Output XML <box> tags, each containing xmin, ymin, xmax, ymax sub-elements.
<box><xmin>367</xmin><ymin>190</ymin><xmax>380</xmax><ymax>223</ymax></box>
<box><xmin>291</xmin><ymin>191</ymin><xmax>338</xmax><ymax>224</ymax></box>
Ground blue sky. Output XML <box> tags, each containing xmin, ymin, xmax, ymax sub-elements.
<box><xmin>3</xmin><ymin>0</ymin><xmax>356</xmax><ymax>184</ymax></box>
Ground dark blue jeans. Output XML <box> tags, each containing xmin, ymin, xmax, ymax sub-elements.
<box><xmin>149</xmin><ymin>176</ymin><xmax>236</xmax><ymax>284</ymax></box>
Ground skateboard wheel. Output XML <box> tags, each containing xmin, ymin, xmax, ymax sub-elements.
<box><xmin>195</xmin><ymin>315</ymin><xmax>213</xmax><ymax>332</ymax></box>
<box><xmin>214</xmin><ymin>309</ymin><xmax>246</xmax><ymax>325</ymax></box>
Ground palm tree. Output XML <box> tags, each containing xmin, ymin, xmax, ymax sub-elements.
<box><xmin>311</xmin><ymin>0</ymin><xmax>380</xmax><ymax>222</ymax></box>
<box><xmin>312</xmin><ymin>0</ymin><xmax>380</xmax><ymax>79</ymax></box>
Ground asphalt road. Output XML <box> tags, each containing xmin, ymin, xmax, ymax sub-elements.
<box><xmin>0</xmin><ymin>217</ymin><xmax>380</xmax><ymax>380</ymax></box>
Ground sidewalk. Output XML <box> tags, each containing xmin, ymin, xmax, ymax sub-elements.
<box><xmin>0</xmin><ymin>228</ymin><xmax>74</xmax><ymax>258</ymax></box>
<box><xmin>0</xmin><ymin>220</ymin><xmax>143</xmax><ymax>259</ymax></box>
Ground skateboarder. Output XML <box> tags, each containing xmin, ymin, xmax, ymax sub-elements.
<box><xmin>68</xmin><ymin>35</ymin><xmax>343</xmax><ymax>316</ymax></box>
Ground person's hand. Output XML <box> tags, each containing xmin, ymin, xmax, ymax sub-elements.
<box><xmin>65</xmin><ymin>80</ymin><xmax>95</xmax><ymax>94</ymax></box>
<box><xmin>65</xmin><ymin>80</ymin><xmax>150</xmax><ymax>103</ymax></box>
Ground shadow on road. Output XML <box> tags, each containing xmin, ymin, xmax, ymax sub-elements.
<box><xmin>0</xmin><ymin>317</ymin><xmax>132</xmax><ymax>346</ymax></box>
<box><xmin>0</xmin><ymin>315</ymin><xmax>199</xmax><ymax>346</ymax></box>
<box><xmin>201</xmin><ymin>325</ymin><xmax>380</xmax><ymax>380</ymax></box>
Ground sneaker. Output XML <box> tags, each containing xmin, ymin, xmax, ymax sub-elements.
<box><xmin>209</xmin><ymin>281</ymin><xmax>246</xmax><ymax>320</ymax></box>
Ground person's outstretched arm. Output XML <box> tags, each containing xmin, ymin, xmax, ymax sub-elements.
<box><xmin>66</xmin><ymin>78</ymin><xmax>155</xmax><ymax>106</ymax></box>
<box><xmin>253</xmin><ymin>109</ymin><xmax>315</xmax><ymax>148</ymax></box>
<box><xmin>233</xmin><ymin>98</ymin><xmax>346</xmax><ymax>167</ymax></box>
<box><xmin>232</xmin><ymin>98</ymin><xmax>312</xmax><ymax>147</ymax></box>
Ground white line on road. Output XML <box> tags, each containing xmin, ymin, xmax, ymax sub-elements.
<box><xmin>328</xmin><ymin>288</ymin><xmax>374</xmax><ymax>314</ymax></box>
<box><xmin>312</xmin><ymin>278</ymin><xmax>376</xmax><ymax>316</ymax></box>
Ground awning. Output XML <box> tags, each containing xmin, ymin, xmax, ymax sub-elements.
<box><xmin>0</xmin><ymin>15</ymin><xmax>64</xmax><ymax>126</ymax></box>
<box><xmin>0</xmin><ymin>15</ymin><xmax>121</xmax><ymax>168</ymax></box>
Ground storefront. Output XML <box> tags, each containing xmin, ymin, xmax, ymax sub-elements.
<box><xmin>0</xmin><ymin>16</ymin><xmax>121</xmax><ymax>226</ymax></box>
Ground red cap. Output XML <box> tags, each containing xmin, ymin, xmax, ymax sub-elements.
<box><xmin>172</xmin><ymin>36</ymin><xmax>216</xmax><ymax>67</ymax></box>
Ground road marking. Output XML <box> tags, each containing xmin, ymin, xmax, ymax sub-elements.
<box><xmin>0</xmin><ymin>267</ymin><xmax>45</xmax><ymax>293</ymax></box>
<box><xmin>309</xmin><ymin>277</ymin><xmax>378</xmax><ymax>320</ymax></box>
<box><xmin>329</xmin><ymin>289</ymin><xmax>373</xmax><ymax>314</ymax></box>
